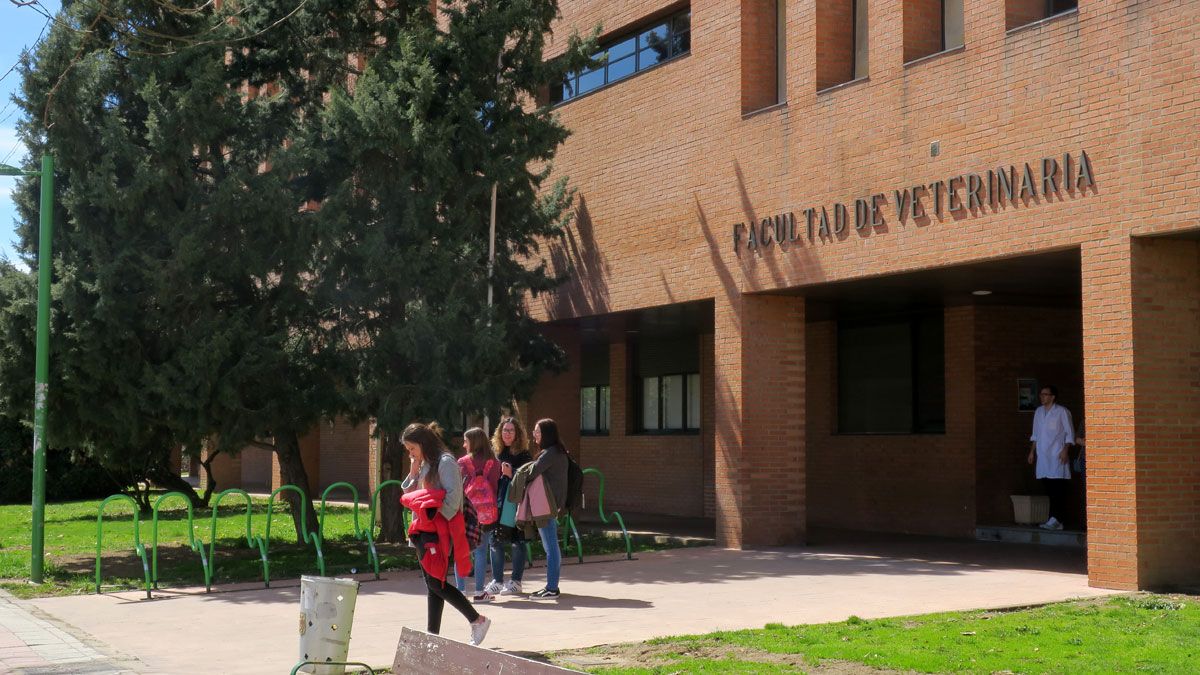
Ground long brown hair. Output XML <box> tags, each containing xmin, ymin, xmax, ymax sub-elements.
<box><xmin>490</xmin><ymin>416</ymin><xmax>529</xmax><ymax>455</ymax></box>
<box><xmin>535</xmin><ymin>418</ymin><xmax>565</xmax><ymax>453</ymax></box>
<box><xmin>463</xmin><ymin>427</ymin><xmax>494</xmax><ymax>466</ymax></box>
<box><xmin>402</xmin><ymin>421</ymin><xmax>447</xmax><ymax>489</ymax></box>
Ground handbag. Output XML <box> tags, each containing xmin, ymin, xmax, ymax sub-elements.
<box><xmin>498</xmin><ymin>482</ymin><xmax>518</xmax><ymax>528</ymax></box>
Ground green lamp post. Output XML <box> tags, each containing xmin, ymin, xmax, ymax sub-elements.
<box><xmin>0</xmin><ymin>154</ymin><xmax>55</xmax><ymax>584</ymax></box>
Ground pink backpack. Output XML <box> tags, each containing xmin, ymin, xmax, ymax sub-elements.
<box><xmin>464</xmin><ymin>458</ymin><xmax>498</xmax><ymax>525</ymax></box>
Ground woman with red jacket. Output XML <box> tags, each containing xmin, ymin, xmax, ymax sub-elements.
<box><xmin>400</xmin><ymin>422</ymin><xmax>491</xmax><ymax>646</ymax></box>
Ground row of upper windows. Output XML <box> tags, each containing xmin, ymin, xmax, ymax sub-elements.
<box><xmin>552</xmin><ymin>9</ymin><xmax>691</xmax><ymax>104</ymax></box>
<box><xmin>551</xmin><ymin>1</ymin><xmax>1080</xmax><ymax>109</ymax></box>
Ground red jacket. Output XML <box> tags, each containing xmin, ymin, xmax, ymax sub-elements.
<box><xmin>400</xmin><ymin>488</ymin><xmax>471</xmax><ymax>584</ymax></box>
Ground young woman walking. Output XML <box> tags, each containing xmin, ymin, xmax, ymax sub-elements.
<box><xmin>456</xmin><ymin>427</ymin><xmax>501</xmax><ymax>602</ymax></box>
<box><xmin>399</xmin><ymin>422</ymin><xmax>491</xmax><ymax>645</ymax></box>
<box><xmin>486</xmin><ymin>416</ymin><xmax>534</xmax><ymax>596</ymax></box>
<box><xmin>528</xmin><ymin>418</ymin><xmax>569</xmax><ymax>599</ymax></box>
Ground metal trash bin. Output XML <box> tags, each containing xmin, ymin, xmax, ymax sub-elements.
<box><xmin>298</xmin><ymin>575</ymin><xmax>360</xmax><ymax>675</ymax></box>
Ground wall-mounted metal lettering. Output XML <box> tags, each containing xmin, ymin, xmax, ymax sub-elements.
<box><xmin>732</xmin><ymin>150</ymin><xmax>1095</xmax><ymax>254</ymax></box>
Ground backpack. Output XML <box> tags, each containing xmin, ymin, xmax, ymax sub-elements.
<box><xmin>464</xmin><ymin>458</ymin><xmax>499</xmax><ymax>525</ymax></box>
<box><xmin>562</xmin><ymin>453</ymin><xmax>585</xmax><ymax>514</ymax></box>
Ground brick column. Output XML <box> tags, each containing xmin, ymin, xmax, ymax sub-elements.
<box><xmin>714</xmin><ymin>292</ymin><xmax>806</xmax><ymax>547</ymax></box>
<box><xmin>527</xmin><ymin>324</ymin><xmax>581</xmax><ymax>456</ymax></box>
<box><xmin>1082</xmin><ymin>237</ymin><xmax>1138</xmax><ymax>589</ymax></box>
<box><xmin>1130</xmin><ymin>237</ymin><xmax>1200</xmax><ymax>588</ymax></box>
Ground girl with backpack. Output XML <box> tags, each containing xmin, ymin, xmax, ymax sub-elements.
<box><xmin>400</xmin><ymin>422</ymin><xmax>491</xmax><ymax>646</ymax></box>
<box><xmin>456</xmin><ymin>427</ymin><xmax>502</xmax><ymax>602</ymax></box>
<box><xmin>487</xmin><ymin>416</ymin><xmax>534</xmax><ymax>596</ymax></box>
<box><xmin>527</xmin><ymin>418</ymin><xmax>569</xmax><ymax>599</ymax></box>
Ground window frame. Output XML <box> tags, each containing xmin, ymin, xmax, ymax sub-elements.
<box><xmin>580</xmin><ymin>384</ymin><xmax>611</xmax><ymax>436</ymax></box>
<box><xmin>835</xmin><ymin>312</ymin><xmax>945</xmax><ymax>436</ymax></box>
<box><xmin>552</xmin><ymin>8</ymin><xmax>692</xmax><ymax>105</ymax></box>
<box><xmin>638</xmin><ymin>371</ymin><xmax>701</xmax><ymax>434</ymax></box>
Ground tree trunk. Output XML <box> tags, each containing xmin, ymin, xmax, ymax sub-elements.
<box><xmin>276</xmin><ymin>430</ymin><xmax>320</xmax><ymax>543</ymax></box>
<box><xmin>377</xmin><ymin>432</ymin><xmax>408</xmax><ymax>543</ymax></box>
<box><xmin>145</xmin><ymin>466</ymin><xmax>205</xmax><ymax>507</ymax></box>
<box><xmin>198</xmin><ymin>448</ymin><xmax>219</xmax><ymax>507</ymax></box>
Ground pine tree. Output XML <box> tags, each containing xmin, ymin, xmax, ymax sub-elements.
<box><xmin>302</xmin><ymin>0</ymin><xmax>593</xmax><ymax>539</ymax></box>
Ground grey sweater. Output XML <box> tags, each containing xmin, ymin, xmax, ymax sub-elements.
<box><xmin>401</xmin><ymin>452</ymin><xmax>462</xmax><ymax>521</ymax></box>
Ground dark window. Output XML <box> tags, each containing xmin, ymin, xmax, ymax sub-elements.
<box><xmin>581</xmin><ymin>342</ymin><xmax>610</xmax><ymax>435</ymax></box>
<box><xmin>837</xmin><ymin>312</ymin><xmax>945</xmax><ymax>434</ymax></box>
<box><xmin>634</xmin><ymin>336</ymin><xmax>700</xmax><ymax>432</ymax></box>
<box><xmin>552</xmin><ymin>8</ymin><xmax>691</xmax><ymax>104</ymax></box>
<box><xmin>581</xmin><ymin>386</ymin><xmax>611</xmax><ymax>434</ymax></box>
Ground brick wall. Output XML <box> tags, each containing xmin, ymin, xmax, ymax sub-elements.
<box><xmin>904</xmin><ymin>0</ymin><xmax>944</xmax><ymax>62</ymax></box>
<box><xmin>317</xmin><ymin>417</ymin><xmax>373</xmax><ymax>499</ymax></box>
<box><xmin>1131</xmin><ymin>237</ymin><xmax>1200</xmax><ymax>589</ymax></box>
<box><xmin>574</xmin><ymin>333</ymin><xmax>714</xmax><ymax>517</ymax></box>
<box><xmin>807</xmin><ymin>306</ymin><xmax>975</xmax><ymax>537</ymax></box>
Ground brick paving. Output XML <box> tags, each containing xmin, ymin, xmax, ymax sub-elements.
<box><xmin>14</xmin><ymin>535</ymin><xmax>1118</xmax><ymax>674</ymax></box>
<box><xmin>0</xmin><ymin>589</ymin><xmax>145</xmax><ymax>674</ymax></box>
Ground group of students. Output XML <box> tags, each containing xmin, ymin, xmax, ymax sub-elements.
<box><xmin>398</xmin><ymin>416</ymin><xmax>570</xmax><ymax>647</ymax></box>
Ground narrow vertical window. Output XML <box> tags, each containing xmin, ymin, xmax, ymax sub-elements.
<box><xmin>853</xmin><ymin>0</ymin><xmax>869</xmax><ymax>80</ymax></box>
<box><xmin>740</xmin><ymin>0</ymin><xmax>784</xmax><ymax>112</ymax></box>
<box><xmin>816</xmin><ymin>0</ymin><xmax>864</xmax><ymax>91</ymax></box>
<box><xmin>904</xmin><ymin>0</ymin><xmax>962</xmax><ymax>64</ymax></box>
<box><xmin>1006</xmin><ymin>0</ymin><xmax>1077</xmax><ymax>31</ymax></box>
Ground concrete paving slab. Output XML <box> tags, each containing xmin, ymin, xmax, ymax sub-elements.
<box><xmin>25</xmin><ymin>537</ymin><xmax>1118</xmax><ymax>674</ymax></box>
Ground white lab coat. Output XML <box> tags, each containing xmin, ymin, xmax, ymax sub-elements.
<box><xmin>1030</xmin><ymin>403</ymin><xmax>1075</xmax><ymax>479</ymax></box>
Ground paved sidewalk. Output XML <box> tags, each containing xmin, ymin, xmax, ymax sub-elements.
<box><xmin>0</xmin><ymin>589</ymin><xmax>144</xmax><ymax>674</ymax></box>
<box><xmin>21</xmin><ymin>536</ymin><xmax>1117</xmax><ymax>674</ymax></box>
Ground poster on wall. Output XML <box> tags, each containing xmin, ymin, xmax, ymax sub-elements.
<box><xmin>1017</xmin><ymin>378</ymin><xmax>1039</xmax><ymax>412</ymax></box>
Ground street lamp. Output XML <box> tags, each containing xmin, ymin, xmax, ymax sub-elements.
<box><xmin>0</xmin><ymin>154</ymin><xmax>55</xmax><ymax>584</ymax></box>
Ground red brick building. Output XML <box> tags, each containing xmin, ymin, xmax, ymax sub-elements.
<box><xmin>204</xmin><ymin>0</ymin><xmax>1197</xmax><ymax>592</ymax></box>
<box><xmin>518</xmin><ymin>0</ymin><xmax>1199</xmax><ymax>591</ymax></box>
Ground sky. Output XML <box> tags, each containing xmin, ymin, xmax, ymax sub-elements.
<box><xmin>0</xmin><ymin>0</ymin><xmax>60</xmax><ymax>264</ymax></box>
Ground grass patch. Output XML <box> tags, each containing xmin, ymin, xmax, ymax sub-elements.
<box><xmin>0</xmin><ymin>498</ymin><xmax>697</xmax><ymax>598</ymax></box>
<box><xmin>555</xmin><ymin>595</ymin><xmax>1200</xmax><ymax>674</ymax></box>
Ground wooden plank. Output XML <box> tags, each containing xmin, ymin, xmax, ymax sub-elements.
<box><xmin>392</xmin><ymin>626</ymin><xmax>581</xmax><ymax>674</ymax></box>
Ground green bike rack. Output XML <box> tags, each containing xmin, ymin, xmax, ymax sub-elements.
<box><xmin>581</xmin><ymin>468</ymin><xmax>632</xmax><ymax>560</ymax></box>
<box><xmin>208</xmin><ymin>488</ymin><xmax>268</xmax><ymax>589</ymax></box>
<box><xmin>95</xmin><ymin>494</ymin><xmax>152</xmax><ymax>598</ymax></box>
<box><xmin>150</xmin><ymin>491</ymin><xmax>208</xmax><ymax>591</ymax></box>
<box><xmin>561</xmin><ymin>514</ymin><xmax>584</xmax><ymax>564</ymax></box>
<box><xmin>321</xmin><ymin>481</ymin><xmax>373</xmax><ymax>575</ymax></box>
<box><xmin>264</xmin><ymin>485</ymin><xmax>324</xmax><ymax>587</ymax></box>
<box><xmin>367</xmin><ymin>479</ymin><xmax>405</xmax><ymax>579</ymax></box>
<box><xmin>290</xmin><ymin>661</ymin><xmax>375</xmax><ymax>675</ymax></box>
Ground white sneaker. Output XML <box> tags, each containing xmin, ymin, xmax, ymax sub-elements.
<box><xmin>1039</xmin><ymin>517</ymin><xmax>1063</xmax><ymax>531</ymax></box>
<box><xmin>469</xmin><ymin>615</ymin><xmax>491</xmax><ymax>647</ymax></box>
<box><xmin>483</xmin><ymin>580</ymin><xmax>503</xmax><ymax>595</ymax></box>
<box><xmin>499</xmin><ymin>579</ymin><xmax>522</xmax><ymax>595</ymax></box>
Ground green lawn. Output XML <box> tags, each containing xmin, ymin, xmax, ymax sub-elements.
<box><xmin>556</xmin><ymin>595</ymin><xmax>1200</xmax><ymax>674</ymax></box>
<box><xmin>0</xmin><ymin>497</ymin><xmax>692</xmax><ymax>599</ymax></box>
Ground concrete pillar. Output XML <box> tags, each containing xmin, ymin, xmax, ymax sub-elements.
<box><xmin>714</xmin><ymin>293</ymin><xmax>806</xmax><ymax>547</ymax></box>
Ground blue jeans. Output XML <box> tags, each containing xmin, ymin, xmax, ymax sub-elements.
<box><xmin>454</xmin><ymin>529</ymin><xmax>493</xmax><ymax>593</ymax></box>
<box><xmin>538</xmin><ymin>519</ymin><xmax>561</xmax><ymax>592</ymax></box>
<box><xmin>489</xmin><ymin>529</ymin><xmax>528</xmax><ymax>583</ymax></box>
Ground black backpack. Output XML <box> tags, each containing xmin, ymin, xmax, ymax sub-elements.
<box><xmin>562</xmin><ymin>453</ymin><xmax>585</xmax><ymax>514</ymax></box>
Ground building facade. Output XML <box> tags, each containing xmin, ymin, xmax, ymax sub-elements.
<box><xmin>520</xmin><ymin>0</ymin><xmax>1199</xmax><ymax>591</ymax></box>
